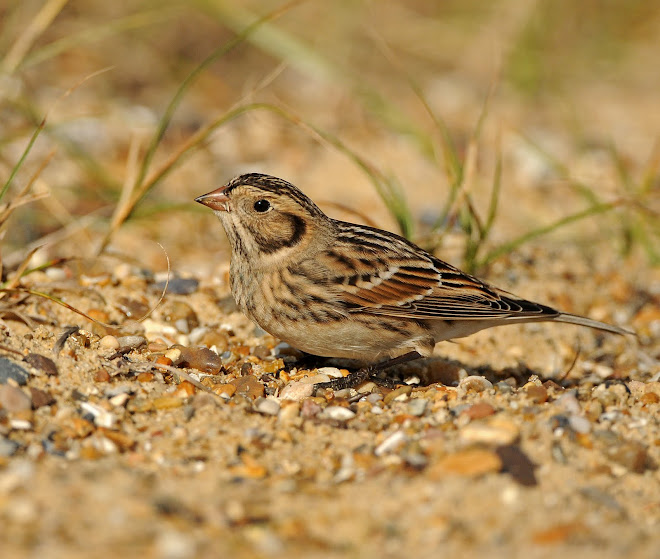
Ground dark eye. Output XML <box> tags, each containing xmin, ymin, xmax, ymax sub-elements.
<box><xmin>253</xmin><ymin>199</ymin><xmax>271</xmax><ymax>213</ymax></box>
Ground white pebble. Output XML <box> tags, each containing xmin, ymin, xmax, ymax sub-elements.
<box><xmin>568</xmin><ymin>415</ymin><xmax>591</xmax><ymax>434</ymax></box>
<box><xmin>109</xmin><ymin>393</ymin><xmax>129</xmax><ymax>407</ymax></box>
<box><xmin>9</xmin><ymin>419</ymin><xmax>32</xmax><ymax>430</ymax></box>
<box><xmin>458</xmin><ymin>376</ymin><xmax>493</xmax><ymax>393</ymax></box>
<box><xmin>279</xmin><ymin>382</ymin><xmax>314</xmax><ymax>400</ymax></box>
<box><xmin>316</xmin><ymin>367</ymin><xmax>343</xmax><ymax>378</ymax></box>
<box><xmin>80</xmin><ymin>402</ymin><xmax>115</xmax><ymax>428</ymax></box>
<box><xmin>99</xmin><ymin>335</ymin><xmax>119</xmax><ymax>350</ymax></box>
<box><xmin>299</xmin><ymin>374</ymin><xmax>330</xmax><ymax>384</ymax></box>
<box><xmin>323</xmin><ymin>406</ymin><xmax>356</xmax><ymax>421</ymax></box>
<box><xmin>555</xmin><ymin>392</ymin><xmax>581</xmax><ymax>414</ymax></box>
<box><xmin>374</xmin><ymin>431</ymin><xmax>408</xmax><ymax>456</ymax></box>
<box><xmin>255</xmin><ymin>398</ymin><xmax>280</xmax><ymax>416</ymax></box>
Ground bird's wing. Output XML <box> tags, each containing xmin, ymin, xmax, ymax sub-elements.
<box><xmin>316</xmin><ymin>229</ymin><xmax>557</xmax><ymax>321</ymax></box>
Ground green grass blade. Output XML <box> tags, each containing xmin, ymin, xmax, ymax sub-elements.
<box><xmin>133</xmin><ymin>0</ymin><xmax>303</xmax><ymax>193</ymax></box>
<box><xmin>478</xmin><ymin>201</ymin><xmax>621</xmax><ymax>268</ymax></box>
<box><xmin>0</xmin><ymin>116</ymin><xmax>45</xmax><ymax>203</ymax></box>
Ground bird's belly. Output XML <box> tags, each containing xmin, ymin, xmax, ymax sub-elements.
<box><xmin>253</xmin><ymin>309</ymin><xmax>433</xmax><ymax>362</ymax></box>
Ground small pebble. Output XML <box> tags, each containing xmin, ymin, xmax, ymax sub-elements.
<box><xmin>407</xmin><ymin>399</ymin><xmax>428</xmax><ymax>417</ymax></box>
<box><xmin>29</xmin><ymin>388</ymin><xmax>55</xmax><ymax>408</ymax></box>
<box><xmin>316</xmin><ymin>367</ymin><xmax>344</xmax><ymax>379</ymax></box>
<box><xmin>568</xmin><ymin>415</ymin><xmax>592</xmax><ymax>434</ymax></box>
<box><xmin>640</xmin><ymin>392</ymin><xmax>659</xmax><ymax>404</ymax></box>
<box><xmin>148</xmin><ymin>340</ymin><xmax>169</xmax><ymax>352</ymax></box>
<box><xmin>24</xmin><ymin>353</ymin><xmax>59</xmax><ymax>376</ymax></box>
<box><xmin>526</xmin><ymin>385</ymin><xmax>548</xmax><ymax>403</ymax></box>
<box><xmin>99</xmin><ymin>335</ymin><xmax>120</xmax><ymax>350</ymax></box>
<box><xmin>213</xmin><ymin>384</ymin><xmax>236</xmax><ymax>399</ymax></box>
<box><xmin>332</xmin><ymin>388</ymin><xmax>352</xmax><ymax>399</ymax></box>
<box><xmin>278</xmin><ymin>402</ymin><xmax>300</xmax><ymax>423</ymax></box>
<box><xmin>116</xmin><ymin>336</ymin><xmax>147</xmax><ymax>352</ymax></box>
<box><xmin>462</xmin><ymin>402</ymin><xmax>496</xmax><ymax>420</ymax></box>
<box><xmin>280</xmin><ymin>382</ymin><xmax>314</xmax><ymax>401</ymax></box>
<box><xmin>374</xmin><ymin>431</ymin><xmax>408</xmax><ymax>456</ymax></box>
<box><xmin>0</xmin><ymin>358</ymin><xmax>30</xmax><ymax>386</ymax></box>
<box><xmin>323</xmin><ymin>406</ymin><xmax>356</xmax><ymax>421</ymax></box>
<box><xmin>357</xmin><ymin>381</ymin><xmax>377</xmax><ymax>394</ymax></box>
<box><xmin>495</xmin><ymin>381</ymin><xmax>513</xmax><ymax>394</ymax></box>
<box><xmin>10</xmin><ymin>419</ymin><xmax>32</xmax><ymax>430</ymax></box>
<box><xmin>366</xmin><ymin>393</ymin><xmax>383</xmax><ymax>404</ymax></box>
<box><xmin>253</xmin><ymin>345</ymin><xmax>271</xmax><ymax>359</ymax></box>
<box><xmin>458</xmin><ymin>376</ymin><xmax>493</xmax><ymax>393</ymax></box>
<box><xmin>301</xmin><ymin>398</ymin><xmax>322</xmax><ymax>418</ymax></box>
<box><xmin>555</xmin><ymin>391</ymin><xmax>581</xmax><ymax>414</ymax></box>
<box><xmin>429</xmin><ymin>448</ymin><xmax>502</xmax><ymax>478</ymax></box>
<box><xmin>460</xmin><ymin>417</ymin><xmax>520</xmax><ymax>445</ymax></box>
<box><xmin>254</xmin><ymin>397</ymin><xmax>280</xmax><ymax>416</ymax></box>
<box><xmin>109</xmin><ymin>393</ymin><xmax>130</xmax><ymax>407</ymax></box>
<box><xmin>0</xmin><ymin>385</ymin><xmax>32</xmax><ymax>412</ymax></box>
<box><xmin>175</xmin><ymin>346</ymin><xmax>222</xmax><ymax>373</ymax></box>
<box><xmin>80</xmin><ymin>402</ymin><xmax>115</xmax><ymax>428</ymax></box>
<box><xmin>94</xmin><ymin>369</ymin><xmax>111</xmax><ymax>382</ymax></box>
<box><xmin>300</xmin><ymin>374</ymin><xmax>330</xmax><ymax>384</ymax></box>
<box><xmin>230</xmin><ymin>375</ymin><xmax>264</xmax><ymax>400</ymax></box>
<box><xmin>153</xmin><ymin>396</ymin><xmax>184</xmax><ymax>410</ymax></box>
<box><xmin>383</xmin><ymin>385</ymin><xmax>413</xmax><ymax>405</ymax></box>
<box><xmin>153</xmin><ymin>276</ymin><xmax>199</xmax><ymax>295</ymax></box>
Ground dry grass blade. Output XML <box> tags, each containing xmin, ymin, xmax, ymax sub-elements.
<box><xmin>1</xmin><ymin>0</ymin><xmax>68</xmax><ymax>73</ymax></box>
<box><xmin>6</xmin><ymin>287</ymin><xmax>111</xmax><ymax>327</ymax></box>
<box><xmin>97</xmin><ymin>0</ymin><xmax>304</xmax><ymax>254</ymax></box>
<box><xmin>151</xmin><ymin>362</ymin><xmax>218</xmax><ymax>397</ymax></box>
<box><xmin>3</xmin><ymin>246</ymin><xmax>43</xmax><ymax>291</ymax></box>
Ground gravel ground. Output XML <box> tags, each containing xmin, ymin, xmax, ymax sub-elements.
<box><xmin>0</xmin><ymin>247</ymin><xmax>658</xmax><ymax>559</ymax></box>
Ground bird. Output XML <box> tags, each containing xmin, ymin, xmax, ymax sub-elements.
<box><xmin>195</xmin><ymin>173</ymin><xmax>632</xmax><ymax>390</ymax></box>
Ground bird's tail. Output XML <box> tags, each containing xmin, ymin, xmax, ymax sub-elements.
<box><xmin>554</xmin><ymin>313</ymin><xmax>633</xmax><ymax>336</ymax></box>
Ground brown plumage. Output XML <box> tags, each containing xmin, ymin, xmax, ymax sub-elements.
<box><xmin>196</xmin><ymin>173</ymin><xmax>631</xmax><ymax>389</ymax></box>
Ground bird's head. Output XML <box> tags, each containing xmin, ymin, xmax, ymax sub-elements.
<box><xmin>196</xmin><ymin>173</ymin><xmax>329</xmax><ymax>263</ymax></box>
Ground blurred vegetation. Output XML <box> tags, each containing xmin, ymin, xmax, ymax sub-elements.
<box><xmin>0</xmin><ymin>0</ymin><xmax>658</xmax><ymax>276</ymax></box>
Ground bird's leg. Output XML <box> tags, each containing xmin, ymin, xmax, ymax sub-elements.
<box><xmin>314</xmin><ymin>351</ymin><xmax>422</xmax><ymax>391</ymax></box>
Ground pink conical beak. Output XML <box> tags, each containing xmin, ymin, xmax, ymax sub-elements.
<box><xmin>195</xmin><ymin>186</ymin><xmax>230</xmax><ymax>211</ymax></box>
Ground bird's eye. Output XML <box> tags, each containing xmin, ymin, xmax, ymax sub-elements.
<box><xmin>253</xmin><ymin>199</ymin><xmax>271</xmax><ymax>213</ymax></box>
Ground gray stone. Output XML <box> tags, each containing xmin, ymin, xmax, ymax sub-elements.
<box><xmin>0</xmin><ymin>437</ymin><xmax>20</xmax><ymax>457</ymax></box>
<box><xmin>0</xmin><ymin>357</ymin><xmax>29</xmax><ymax>386</ymax></box>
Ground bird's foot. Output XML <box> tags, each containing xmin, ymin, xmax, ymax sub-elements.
<box><xmin>314</xmin><ymin>366</ymin><xmax>401</xmax><ymax>391</ymax></box>
<box><xmin>314</xmin><ymin>351</ymin><xmax>422</xmax><ymax>391</ymax></box>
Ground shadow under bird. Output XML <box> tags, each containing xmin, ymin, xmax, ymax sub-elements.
<box><xmin>196</xmin><ymin>173</ymin><xmax>632</xmax><ymax>390</ymax></box>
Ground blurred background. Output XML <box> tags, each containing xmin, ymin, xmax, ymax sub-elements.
<box><xmin>1</xmin><ymin>0</ymin><xmax>659</xmax><ymax>277</ymax></box>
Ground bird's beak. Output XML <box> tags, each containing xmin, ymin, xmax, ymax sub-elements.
<box><xmin>195</xmin><ymin>186</ymin><xmax>230</xmax><ymax>212</ymax></box>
